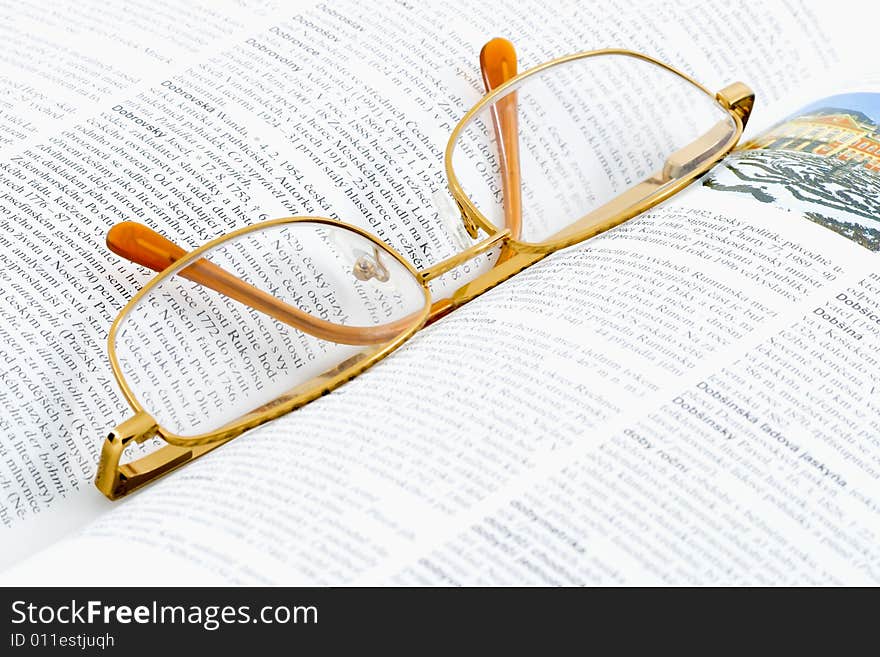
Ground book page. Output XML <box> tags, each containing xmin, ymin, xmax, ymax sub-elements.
<box><xmin>1</xmin><ymin>1</ymin><xmax>867</xmax><ymax>580</ymax></box>
<box><xmin>0</xmin><ymin>0</ymin><xmax>287</xmax><ymax>154</ymax></box>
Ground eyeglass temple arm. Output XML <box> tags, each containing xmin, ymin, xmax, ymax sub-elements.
<box><xmin>107</xmin><ymin>222</ymin><xmax>413</xmax><ymax>346</ymax></box>
<box><xmin>480</xmin><ymin>37</ymin><xmax>522</xmax><ymax>247</ymax></box>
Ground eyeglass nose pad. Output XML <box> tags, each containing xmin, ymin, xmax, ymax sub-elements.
<box><xmin>352</xmin><ymin>249</ymin><xmax>390</xmax><ymax>282</ymax></box>
<box><xmin>432</xmin><ymin>188</ymin><xmax>475</xmax><ymax>248</ymax></box>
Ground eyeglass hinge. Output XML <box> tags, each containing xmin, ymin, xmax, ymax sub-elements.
<box><xmin>95</xmin><ymin>411</ymin><xmax>159</xmax><ymax>500</ymax></box>
<box><xmin>716</xmin><ymin>82</ymin><xmax>755</xmax><ymax>129</ymax></box>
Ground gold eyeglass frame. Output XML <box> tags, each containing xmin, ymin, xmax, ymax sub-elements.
<box><xmin>96</xmin><ymin>49</ymin><xmax>754</xmax><ymax>499</ymax></box>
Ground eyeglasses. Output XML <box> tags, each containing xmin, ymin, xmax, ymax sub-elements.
<box><xmin>95</xmin><ymin>41</ymin><xmax>754</xmax><ymax>499</ymax></box>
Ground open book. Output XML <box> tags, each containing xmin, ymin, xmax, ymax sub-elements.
<box><xmin>2</xmin><ymin>0</ymin><xmax>879</xmax><ymax>585</ymax></box>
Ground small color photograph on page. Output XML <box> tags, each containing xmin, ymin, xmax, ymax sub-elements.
<box><xmin>702</xmin><ymin>92</ymin><xmax>880</xmax><ymax>250</ymax></box>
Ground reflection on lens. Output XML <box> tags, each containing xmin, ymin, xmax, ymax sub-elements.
<box><xmin>113</xmin><ymin>221</ymin><xmax>427</xmax><ymax>437</ymax></box>
<box><xmin>451</xmin><ymin>53</ymin><xmax>736</xmax><ymax>244</ymax></box>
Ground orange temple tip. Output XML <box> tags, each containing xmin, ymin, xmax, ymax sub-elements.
<box><xmin>107</xmin><ymin>221</ymin><xmax>188</xmax><ymax>273</ymax></box>
<box><xmin>480</xmin><ymin>37</ymin><xmax>518</xmax><ymax>90</ymax></box>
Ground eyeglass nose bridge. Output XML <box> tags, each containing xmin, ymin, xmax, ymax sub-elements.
<box><xmin>418</xmin><ymin>226</ymin><xmax>512</xmax><ymax>283</ymax></box>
